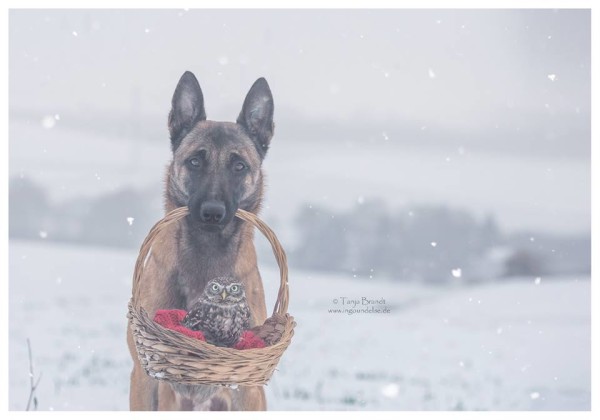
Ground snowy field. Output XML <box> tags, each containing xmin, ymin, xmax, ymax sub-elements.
<box><xmin>9</xmin><ymin>240</ymin><xmax>590</xmax><ymax>411</ymax></box>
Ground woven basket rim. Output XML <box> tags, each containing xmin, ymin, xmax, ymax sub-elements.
<box><xmin>132</xmin><ymin>302</ymin><xmax>294</xmax><ymax>355</ymax></box>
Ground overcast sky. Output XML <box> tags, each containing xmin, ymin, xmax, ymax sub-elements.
<box><xmin>8</xmin><ymin>9</ymin><xmax>591</xmax><ymax>234</ymax></box>
<box><xmin>10</xmin><ymin>9</ymin><xmax>590</xmax><ymax>124</ymax></box>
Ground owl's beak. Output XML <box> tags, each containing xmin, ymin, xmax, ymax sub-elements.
<box><xmin>221</xmin><ymin>290</ymin><xmax>228</xmax><ymax>300</ymax></box>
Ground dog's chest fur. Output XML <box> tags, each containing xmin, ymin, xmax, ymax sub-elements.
<box><xmin>173</xmin><ymin>222</ymin><xmax>243</xmax><ymax>310</ymax></box>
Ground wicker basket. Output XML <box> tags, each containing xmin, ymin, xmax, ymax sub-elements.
<box><xmin>127</xmin><ymin>207</ymin><xmax>295</xmax><ymax>386</ymax></box>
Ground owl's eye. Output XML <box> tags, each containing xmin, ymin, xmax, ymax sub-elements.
<box><xmin>210</xmin><ymin>283</ymin><xmax>220</xmax><ymax>292</ymax></box>
<box><xmin>230</xmin><ymin>284</ymin><xmax>239</xmax><ymax>293</ymax></box>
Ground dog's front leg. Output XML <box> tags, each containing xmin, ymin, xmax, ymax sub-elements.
<box><xmin>127</xmin><ymin>329</ymin><xmax>159</xmax><ymax>410</ymax></box>
<box><xmin>232</xmin><ymin>385</ymin><xmax>266</xmax><ymax>410</ymax></box>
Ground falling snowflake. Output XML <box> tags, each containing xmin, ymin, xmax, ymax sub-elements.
<box><xmin>547</xmin><ymin>74</ymin><xmax>557</xmax><ymax>81</ymax></box>
<box><xmin>452</xmin><ymin>268</ymin><xmax>462</xmax><ymax>278</ymax></box>
<box><xmin>381</xmin><ymin>383</ymin><xmax>399</xmax><ymax>398</ymax></box>
<box><xmin>534</xmin><ymin>277</ymin><xmax>541</xmax><ymax>285</ymax></box>
<box><xmin>39</xmin><ymin>230</ymin><xmax>48</xmax><ymax>239</ymax></box>
<box><xmin>126</xmin><ymin>217</ymin><xmax>135</xmax><ymax>226</ymax></box>
<box><xmin>430</xmin><ymin>241</ymin><xmax>437</xmax><ymax>247</ymax></box>
<box><xmin>218</xmin><ymin>55</ymin><xmax>229</xmax><ymax>65</ymax></box>
<box><xmin>72</xmin><ymin>31</ymin><xmax>78</xmax><ymax>37</ymax></box>
<box><xmin>357</xmin><ymin>196</ymin><xmax>365</xmax><ymax>205</ymax></box>
<box><xmin>530</xmin><ymin>392</ymin><xmax>540</xmax><ymax>400</ymax></box>
<box><xmin>428</xmin><ymin>68</ymin><xmax>436</xmax><ymax>79</ymax></box>
<box><xmin>41</xmin><ymin>115</ymin><xmax>56</xmax><ymax>129</ymax></box>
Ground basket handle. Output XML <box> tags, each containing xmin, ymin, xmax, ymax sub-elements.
<box><xmin>131</xmin><ymin>207</ymin><xmax>289</xmax><ymax>317</ymax></box>
<box><xmin>235</xmin><ymin>209</ymin><xmax>289</xmax><ymax>317</ymax></box>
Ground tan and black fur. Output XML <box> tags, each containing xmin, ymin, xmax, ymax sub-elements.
<box><xmin>127</xmin><ymin>71</ymin><xmax>275</xmax><ymax>411</ymax></box>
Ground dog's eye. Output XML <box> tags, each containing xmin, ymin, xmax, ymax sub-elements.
<box><xmin>234</xmin><ymin>161</ymin><xmax>246</xmax><ymax>172</ymax></box>
<box><xmin>189</xmin><ymin>157</ymin><xmax>201</xmax><ymax>167</ymax></box>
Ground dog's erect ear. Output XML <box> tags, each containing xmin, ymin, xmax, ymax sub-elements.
<box><xmin>237</xmin><ymin>78</ymin><xmax>274</xmax><ymax>158</ymax></box>
<box><xmin>168</xmin><ymin>71</ymin><xmax>206</xmax><ymax>152</ymax></box>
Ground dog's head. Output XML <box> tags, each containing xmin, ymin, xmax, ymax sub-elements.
<box><xmin>166</xmin><ymin>71</ymin><xmax>274</xmax><ymax>232</ymax></box>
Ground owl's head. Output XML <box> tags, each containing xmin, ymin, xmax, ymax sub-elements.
<box><xmin>203</xmin><ymin>277</ymin><xmax>246</xmax><ymax>304</ymax></box>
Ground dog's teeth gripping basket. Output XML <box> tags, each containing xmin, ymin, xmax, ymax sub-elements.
<box><xmin>127</xmin><ymin>207</ymin><xmax>295</xmax><ymax>386</ymax></box>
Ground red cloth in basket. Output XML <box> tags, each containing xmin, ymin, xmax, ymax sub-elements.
<box><xmin>153</xmin><ymin>309</ymin><xmax>265</xmax><ymax>350</ymax></box>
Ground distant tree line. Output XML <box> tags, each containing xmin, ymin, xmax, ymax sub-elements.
<box><xmin>9</xmin><ymin>176</ymin><xmax>162</xmax><ymax>249</ymax></box>
<box><xmin>290</xmin><ymin>201</ymin><xmax>591</xmax><ymax>283</ymax></box>
<box><xmin>9</xmin><ymin>176</ymin><xmax>590</xmax><ymax>283</ymax></box>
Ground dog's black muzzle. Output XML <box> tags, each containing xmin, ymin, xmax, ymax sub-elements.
<box><xmin>189</xmin><ymin>198</ymin><xmax>236</xmax><ymax>231</ymax></box>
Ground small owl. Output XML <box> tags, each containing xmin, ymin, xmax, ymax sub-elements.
<box><xmin>182</xmin><ymin>277</ymin><xmax>251</xmax><ymax>348</ymax></box>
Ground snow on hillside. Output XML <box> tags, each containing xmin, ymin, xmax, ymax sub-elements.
<box><xmin>9</xmin><ymin>240</ymin><xmax>590</xmax><ymax>410</ymax></box>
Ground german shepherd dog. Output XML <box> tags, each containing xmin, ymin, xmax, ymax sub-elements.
<box><xmin>127</xmin><ymin>71</ymin><xmax>274</xmax><ymax>410</ymax></box>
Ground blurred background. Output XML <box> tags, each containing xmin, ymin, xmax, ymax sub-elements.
<box><xmin>9</xmin><ymin>9</ymin><xmax>590</xmax><ymax>411</ymax></box>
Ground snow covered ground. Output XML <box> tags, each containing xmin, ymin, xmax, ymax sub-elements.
<box><xmin>9</xmin><ymin>240</ymin><xmax>590</xmax><ymax>411</ymax></box>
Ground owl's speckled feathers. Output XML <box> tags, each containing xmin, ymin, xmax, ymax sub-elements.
<box><xmin>182</xmin><ymin>277</ymin><xmax>251</xmax><ymax>348</ymax></box>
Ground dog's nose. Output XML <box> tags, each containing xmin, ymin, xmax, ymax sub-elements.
<box><xmin>199</xmin><ymin>200</ymin><xmax>226</xmax><ymax>224</ymax></box>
